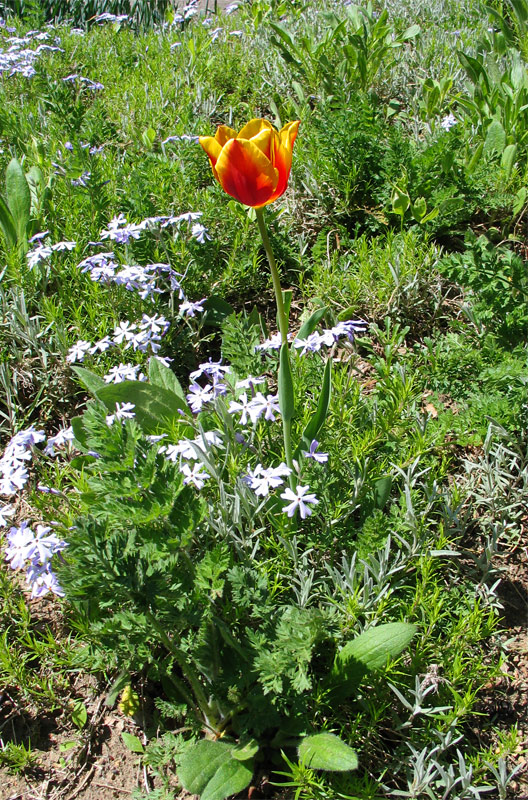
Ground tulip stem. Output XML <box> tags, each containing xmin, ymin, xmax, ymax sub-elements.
<box><xmin>255</xmin><ymin>208</ymin><xmax>289</xmax><ymax>346</ymax></box>
<box><xmin>255</xmin><ymin>208</ymin><xmax>295</xmax><ymax>483</ymax></box>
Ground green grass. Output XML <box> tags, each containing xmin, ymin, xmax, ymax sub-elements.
<box><xmin>0</xmin><ymin>1</ymin><xmax>526</xmax><ymax>797</ymax></box>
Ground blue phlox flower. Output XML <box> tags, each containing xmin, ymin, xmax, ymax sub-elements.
<box><xmin>302</xmin><ymin>440</ymin><xmax>329</xmax><ymax>463</ymax></box>
<box><xmin>249</xmin><ymin>392</ymin><xmax>280</xmax><ymax>422</ymax></box>
<box><xmin>280</xmin><ymin>484</ymin><xmax>319</xmax><ymax>519</ymax></box>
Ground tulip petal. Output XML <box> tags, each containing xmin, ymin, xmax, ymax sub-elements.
<box><xmin>215</xmin><ymin>125</ymin><xmax>237</xmax><ymax>146</ymax></box>
<box><xmin>264</xmin><ymin>122</ymin><xmax>300</xmax><ymax>204</ymax></box>
<box><xmin>199</xmin><ymin>136</ymin><xmax>223</xmax><ymax>167</ymax></box>
<box><xmin>215</xmin><ymin>138</ymin><xmax>279</xmax><ymax>207</ymax></box>
<box><xmin>248</xmin><ymin>128</ymin><xmax>273</xmax><ymax>160</ymax></box>
<box><xmin>279</xmin><ymin>120</ymin><xmax>300</xmax><ymax>151</ymax></box>
<box><xmin>237</xmin><ymin>118</ymin><xmax>273</xmax><ymax>141</ymax></box>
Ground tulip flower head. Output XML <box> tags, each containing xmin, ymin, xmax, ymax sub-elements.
<box><xmin>199</xmin><ymin>118</ymin><xmax>300</xmax><ymax>208</ymax></box>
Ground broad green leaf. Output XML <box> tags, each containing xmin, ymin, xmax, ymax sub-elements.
<box><xmin>391</xmin><ymin>184</ymin><xmax>410</xmax><ymax>216</ymax></box>
<box><xmin>5</xmin><ymin>159</ymin><xmax>31</xmax><ymax>248</ymax></box>
<box><xmin>501</xmin><ymin>143</ymin><xmax>517</xmax><ymax>179</ymax></box>
<box><xmin>297</xmin><ymin>356</ymin><xmax>332</xmax><ymax>454</ymax></box>
<box><xmin>483</xmin><ymin>120</ymin><xmax>506</xmax><ymax>154</ymax></box>
<box><xmin>25</xmin><ymin>165</ymin><xmax>44</xmax><ymax>217</ymax></box>
<box><xmin>231</xmin><ymin>738</ymin><xmax>259</xmax><ymax>761</ymax></box>
<box><xmin>298</xmin><ymin>733</ymin><xmax>358</xmax><ymax>772</ymax></box>
<box><xmin>420</xmin><ymin>206</ymin><xmax>439</xmax><ymax>224</ymax></box>
<box><xmin>202</xmin><ymin>758</ymin><xmax>254</xmax><ymax>800</ymax></box>
<box><xmin>411</xmin><ymin>196</ymin><xmax>427</xmax><ymax>223</ymax></box>
<box><xmin>513</xmin><ymin>186</ymin><xmax>527</xmax><ymax>215</ymax></box>
<box><xmin>282</xmin><ymin>289</ymin><xmax>293</xmax><ymax>327</ymax></box>
<box><xmin>0</xmin><ymin>194</ymin><xmax>17</xmax><ymax>249</ymax></box>
<box><xmin>297</xmin><ymin>306</ymin><xmax>328</xmax><ymax>340</ymax></box>
<box><xmin>268</xmin><ymin>22</ymin><xmax>303</xmax><ymax>61</ymax></box>
<box><xmin>121</xmin><ymin>732</ymin><xmax>144</xmax><ymax>754</ymax></box>
<box><xmin>203</xmin><ymin>295</ymin><xmax>235</xmax><ymax>327</ymax></box>
<box><xmin>70</xmin><ymin>415</ymin><xmax>89</xmax><ymax>449</ymax></box>
<box><xmin>70</xmin><ymin>700</ymin><xmax>88</xmax><ymax>730</ymax></box>
<box><xmin>467</xmin><ymin>142</ymin><xmax>483</xmax><ymax>173</ymax></box>
<box><xmin>106</xmin><ymin>670</ymin><xmax>130</xmax><ymax>707</ymax></box>
<box><xmin>327</xmin><ymin>622</ymin><xmax>416</xmax><ymax>698</ymax></box>
<box><xmin>178</xmin><ymin>740</ymin><xmax>253</xmax><ymax>800</ymax></box>
<box><xmin>278</xmin><ymin>343</ymin><xmax>295</xmax><ymax>422</ymax></box>
<box><xmin>96</xmin><ymin>381</ymin><xmax>192</xmax><ymax>433</ymax></box>
<box><xmin>373</xmin><ymin>476</ymin><xmax>392</xmax><ymax>509</ymax></box>
<box><xmin>401</xmin><ymin>23</ymin><xmax>420</xmax><ymax>39</ymax></box>
<box><xmin>148</xmin><ymin>358</ymin><xmax>187</xmax><ymax>405</ymax></box>
<box><xmin>59</xmin><ymin>740</ymin><xmax>79</xmax><ymax>752</ymax></box>
<box><xmin>141</xmin><ymin>127</ymin><xmax>156</xmax><ymax>148</ymax></box>
<box><xmin>71</xmin><ymin>366</ymin><xmax>106</xmax><ymax>397</ymax></box>
<box><xmin>457</xmin><ymin>51</ymin><xmax>490</xmax><ymax>92</ymax></box>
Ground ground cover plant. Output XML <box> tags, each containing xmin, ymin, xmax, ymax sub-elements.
<box><xmin>0</xmin><ymin>1</ymin><xmax>527</xmax><ymax>799</ymax></box>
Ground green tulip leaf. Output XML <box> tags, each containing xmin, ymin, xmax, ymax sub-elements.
<box><xmin>278</xmin><ymin>343</ymin><xmax>295</xmax><ymax>422</ymax></box>
<box><xmin>297</xmin><ymin>306</ymin><xmax>328</xmax><ymax>340</ymax></box>
<box><xmin>297</xmin><ymin>356</ymin><xmax>332</xmax><ymax>455</ymax></box>
<box><xmin>483</xmin><ymin>120</ymin><xmax>506</xmax><ymax>155</ymax></box>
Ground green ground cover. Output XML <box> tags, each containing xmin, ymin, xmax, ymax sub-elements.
<box><xmin>0</xmin><ymin>1</ymin><xmax>527</xmax><ymax>798</ymax></box>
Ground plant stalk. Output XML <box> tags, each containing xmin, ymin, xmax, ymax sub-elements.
<box><xmin>255</xmin><ymin>208</ymin><xmax>294</xmax><ymax>479</ymax></box>
<box><xmin>255</xmin><ymin>208</ymin><xmax>289</xmax><ymax>346</ymax></box>
<box><xmin>145</xmin><ymin>610</ymin><xmax>218</xmax><ymax>727</ymax></box>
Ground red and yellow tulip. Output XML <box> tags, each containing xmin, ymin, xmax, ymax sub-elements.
<box><xmin>199</xmin><ymin>118</ymin><xmax>300</xmax><ymax>208</ymax></box>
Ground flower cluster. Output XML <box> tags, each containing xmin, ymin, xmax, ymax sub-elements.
<box><xmin>0</xmin><ymin>425</ymin><xmax>75</xmax><ymax>497</ymax></box>
<box><xmin>26</xmin><ymin>237</ymin><xmax>77</xmax><ymax>269</ymax></box>
<box><xmin>62</xmin><ymin>73</ymin><xmax>104</xmax><ymax>91</ymax></box>
<box><xmin>103</xmin><ymin>362</ymin><xmax>147</xmax><ymax>384</ymax></box>
<box><xmin>67</xmin><ymin>314</ymin><xmax>170</xmax><ymax>363</ymax></box>
<box><xmin>228</xmin><ymin>392</ymin><xmax>280</xmax><ymax>424</ymax></box>
<box><xmin>243</xmin><ymin>462</ymin><xmax>319</xmax><ymax>518</ymax></box>
<box><xmin>0</xmin><ymin>427</ymin><xmax>45</xmax><ymax>496</ymax></box>
<box><xmin>162</xmin><ymin>134</ymin><xmax>200</xmax><ymax>145</ymax></box>
<box><xmin>94</xmin><ymin>12</ymin><xmax>129</xmax><ymax>24</ymax></box>
<box><xmin>173</xmin><ymin>0</ymin><xmax>200</xmax><ymax>23</ymax></box>
<box><xmin>5</xmin><ymin>521</ymin><xmax>67</xmax><ymax>598</ymax></box>
<box><xmin>75</xmin><ymin>212</ymin><xmax>209</xmax><ymax>303</ymax></box>
<box><xmin>0</xmin><ymin>29</ymin><xmax>63</xmax><ymax>78</ymax></box>
<box><xmin>257</xmin><ymin>320</ymin><xmax>367</xmax><ymax>353</ymax></box>
<box><xmin>185</xmin><ymin>359</ymin><xmax>232</xmax><ymax>412</ymax></box>
<box><xmin>99</xmin><ymin>211</ymin><xmax>210</xmax><ymax>246</ymax></box>
<box><xmin>0</xmin><ymin>423</ymin><xmax>74</xmax><ymax>599</ymax></box>
<box><xmin>440</xmin><ymin>113</ymin><xmax>457</xmax><ymax>131</ymax></box>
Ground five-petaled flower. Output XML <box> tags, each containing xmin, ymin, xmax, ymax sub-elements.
<box><xmin>280</xmin><ymin>484</ymin><xmax>319</xmax><ymax>519</ymax></box>
<box><xmin>199</xmin><ymin>118</ymin><xmax>300</xmax><ymax>208</ymax></box>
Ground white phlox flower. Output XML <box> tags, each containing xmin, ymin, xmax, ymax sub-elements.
<box><xmin>181</xmin><ymin>462</ymin><xmax>210</xmax><ymax>490</ymax></box>
<box><xmin>280</xmin><ymin>484</ymin><xmax>319</xmax><ymax>519</ymax></box>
